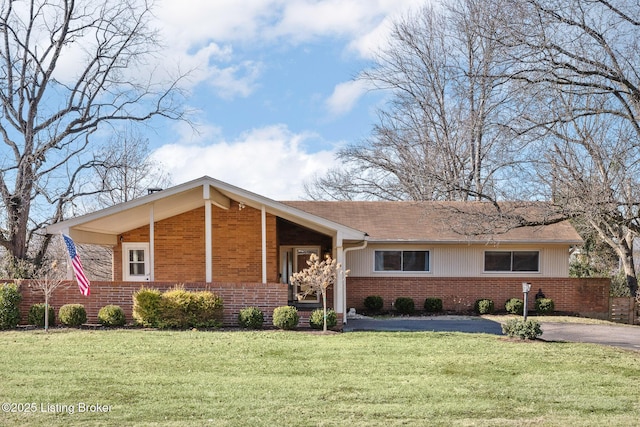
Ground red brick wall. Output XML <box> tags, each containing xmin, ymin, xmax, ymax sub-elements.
<box><xmin>211</xmin><ymin>202</ymin><xmax>278</xmax><ymax>283</ymax></box>
<box><xmin>347</xmin><ymin>277</ymin><xmax>610</xmax><ymax>318</ymax></box>
<box><xmin>18</xmin><ymin>281</ymin><xmax>290</xmax><ymax>327</ymax></box>
<box><xmin>114</xmin><ymin>203</ymin><xmax>278</xmax><ymax>283</ymax></box>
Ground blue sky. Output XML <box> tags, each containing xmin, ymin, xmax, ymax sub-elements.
<box><xmin>145</xmin><ymin>0</ymin><xmax>426</xmax><ymax>199</ymax></box>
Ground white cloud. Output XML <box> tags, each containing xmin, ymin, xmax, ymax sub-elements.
<box><xmin>325</xmin><ymin>79</ymin><xmax>370</xmax><ymax>117</ymax></box>
<box><xmin>151</xmin><ymin>124</ymin><xmax>338</xmax><ymax>200</ymax></box>
<box><xmin>153</xmin><ymin>0</ymin><xmax>427</xmax><ymax>91</ymax></box>
<box><xmin>206</xmin><ymin>61</ymin><xmax>263</xmax><ymax>99</ymax></box>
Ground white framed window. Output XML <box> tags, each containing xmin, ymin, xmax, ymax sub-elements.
<box><xmin>374</xmin><ymin>250</ymin><xmax>430</xmax><ymax>272</ymax></box>
<box><xmin>484</xmin><ymin>251</ymin><xmax>539</xmax><ymax>272</ymax></box>
<box><xmin>122</xmin><ymin>243</ymin><xmax>150</xmax><ymax>281</ymax></box>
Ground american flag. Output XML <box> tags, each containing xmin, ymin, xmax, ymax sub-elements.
<box><xmin>62</xmin><ymin>234</ymin><xmax>90</xmax><ymax>296</ymax></box>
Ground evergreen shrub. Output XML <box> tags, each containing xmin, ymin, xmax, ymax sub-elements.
<box><xmin>474</xmin><ymin>299</ymin><xmax>495</xmax><ymax>315</ymax></box>
<box><xmin>394</xmin><ymin>297</ymin><xmax>415</xmax><ymax>315</ymax></box>
<box><xmin>98</xmin><ymin>305</ymin><xmax>126</xmax><ymax>327</ymax></box>
<box><xmin>0</xmin><ymin>282</ymin><xmax>21</xmax><ymax>330</ymax></box>
<box><xmin>363</xmin><ymin>295</ymin><xmax>384</xmax><ymax>312</ymax></box>
<box><xmin>535</xmin><ymin>298</ymin><xmax>555</xmax><ymax>315</ymax></box>
<box><xmin>502</xmin><ymin>318</ymin><xmax>543</xmax><ymax>340</ymax></box>
<box><xmin>58</xmin><ymin>304</ymin><xmax>87</xmax><ymax>327</ymax></box>
<box><xmin>272</xmin><ymin>306</ymin><xmax>299</xmax><ymax>330</ymax></box>
<box><xmin>309</xmin><ymin>308</ymin><xmax>337</xmax><ymax>330</ymax></box>
<box><xmin>504</xmin><ymin>298</ymin><xmax>524</xmax><ymax>315</ymax></box>
<box><xmin>28</xmin><ymin>303</ymin><xmax>55</xmax><ymax>327</ymax></box>
<box><xmin>238</xmin><ymin>306</ymin><xmax>264</xmax><ymax>329</ymax></box>
<box><xmin>424</xmin><ymin>297</ymin><xmax>443</xmax><ymax>313</ymax></box>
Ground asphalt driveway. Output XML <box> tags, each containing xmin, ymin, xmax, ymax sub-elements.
<box><xmin>343</xmin><ymin>316</ymin><xmax>640</xmax><ymax>352</ymax></box>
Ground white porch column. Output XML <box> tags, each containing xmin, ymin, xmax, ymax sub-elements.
<box><xmin>149</xmin><ymin>205</ymin><xmax>155</xmax><ymax>281</ymax></box>
<box><xmin>261</xmin><ymin>205</ymin><xmax>267</xmax><ymax>284</ymax></box>
<box><xmin>62</xmin><ymin>228</ymin><xmax>73</xmax><ymax>280</ymax></box>
<box><xmin>203</xmin><ymin>185</ymin><xmax>213</xmax><ymax>282</ymax></box>
<box><xmin>334</xmin><ymin>232</ymin><xmax>346</xmax><ymax>324</ymax></box>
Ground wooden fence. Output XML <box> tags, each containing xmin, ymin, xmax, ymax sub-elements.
<box><xmin>609</xmin><ymin>297</ymin><xmax>639</xmax><ymax>325</ymax></box>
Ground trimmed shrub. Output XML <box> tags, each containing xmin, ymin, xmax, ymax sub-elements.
<box><xmin>504</xmin><ymin>298</ymin><xmax>524</xmax><ymax>315</ymax></box>
<box><xmin>474</xmin><ymin>299</ymin><xmax>495</xmax><ymax>315</ymax></box>
<box><xmin>535</xmin><ymin>298</ymin><xmax>555</xmax><ymax>315</ymax></box>
<box><xmin>58</xmin><ymin>304</ymin><xmax>87</xmax><ymax>327</ymax></box>
<box><xmin>133</xmin><ymin>286</ymin><xmax>223</xmax><ymax>329</ymax></box>
<box><xmin>132</xmin><ymin>287</ymin><xmax>162</xmax><ymax>327</ymax></box>
<box><xmin>158</xmin><ymin>287</ymin><xmax>223</xmax><ymax>329</ymax></box>
<box><xmin>0</xmin><ymin>282</ymin><xmax>21</xmax><ymax>330</ymax></box>
<box><xmin>394</xmin><ymin>297</ymin><xmax>415</xmax><ymax>315</ymax></box>
<box><xmin>309</xmin><ymin>308</ymin><xmax>337</xmax><ymax>330</ymax></box>
<box><xmin>272</xmin><ymin>306</ymin><xmax>299</xmax><ymax>330</ymax></box>
<box><xmin>98</xmin><ymin>305</ymin><xmax>126</xmax><ymax>327</ymax></box>
<box><xmin>28</xmin><ymin>303</ymin><xmax>55</xmax><ymax>327</ymax></box>
<box><xmin>238</xmin><ymin>306</ymin><xmax>264</xmax><ymax>329</ymax></box>
<box><xmin>363</xmin><ymin>295</ymin><xmax>384</xmax><ymax>312</ymax></box>
<box><xmin>502</xmin><ymin>318</ymin><xmax>543</xmax><ymax>340</ymax></box>
<box><xmin>424</xmin><ymin>297</ymin><xmax>443</xmax><ymax>313</ymax></box>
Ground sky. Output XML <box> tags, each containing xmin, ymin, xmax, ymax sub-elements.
<box><xmin>144</xmin><ymin>0</ymin><xmax>426</xmax><ymax>200</ymax></box>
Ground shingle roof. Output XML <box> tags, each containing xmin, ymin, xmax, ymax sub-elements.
<box><xmin>282</xmin><ymin>201</ymin><xmax>582</xmax><ymax>244</ymax></box>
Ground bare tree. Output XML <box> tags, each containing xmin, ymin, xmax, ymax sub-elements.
<box><xmin>0</xmin><ymin>0</ymin><xmax>187</xmax><ymax>276</ymax></box>
<box><xmin>93</xmin><ymin>131</ymin><xmax>172</xmax><ymax>206</ymax></box>
<box><xmin>74</xmin><ymin>131</ymin><xmax>173</xmax><ymax>281</ymax></box>
<box><xmin>26</xmin><ymin>260</ymin><xmax>68</xmax><ymax>331</ymax></box>
<box><xmin>309</xmin><ymin>0</ymin><xmax>522</xmax><ymax>201</ymax></box>
<box><xmin>495</xmin><ymin>0</ymin><xmax>640</xmax><ymax>295</ymax></box>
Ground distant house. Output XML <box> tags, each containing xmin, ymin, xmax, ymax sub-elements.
<box><xmin>40</xmin><ymin>176</ymin><xmax>609</xmax><ymax>325</ymax></box>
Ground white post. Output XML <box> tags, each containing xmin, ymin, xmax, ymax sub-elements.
<box><xmin>203</xmin><ymin>185</ymin><xmax>213</xmax><ymax>282</ymax></box>
<box><xmin>261</xmin><ymin>205</ymin><xmax>267</xmax><ymax>284</ymax></box>
<box><xmin>149</xmin><ymin>205</ymin><xmax>155</xmax><ymax>281</ymax></box>
<box><xmin>335</xmin><ymin>232</ymin><xmax>345</xmax><ymax>324</ymax></box>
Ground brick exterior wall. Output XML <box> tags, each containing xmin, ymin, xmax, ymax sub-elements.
<box><xmin>114</xmin><ymin>203</ymin><xmax>278</xmax><ymax>283</ymax></box>
<box><xmin>18</xmin><ymin>281</ymin><xmax>290</xmax><ymax>327</ymax></box>
<box><xmin>346</xmin><ymin>276</ymin><xmax>611</xmax><ymax>318</ymax></box>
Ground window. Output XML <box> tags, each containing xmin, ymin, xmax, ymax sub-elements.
<box><xmin>374</xmin><ymin>250</ymin><xmax>430</xmax><ymax>272</ymax></box>
<box><xmin>122</xmin><ymin>243</ymin><xmax>150</xmax><ymax>281</ymax></box>
<box><xmin>484</xmin><ymin>251</ymin><xmax>539</xmax><ymax>272</ymax></box>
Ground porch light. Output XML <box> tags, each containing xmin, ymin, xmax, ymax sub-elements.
<box><xmin>522</xmin><ymin>282</ymin><xmax>531</xmax><ymax>321</ymax></box>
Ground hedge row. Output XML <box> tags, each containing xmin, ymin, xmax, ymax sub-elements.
<box><xmin>363</xmin><ymin>295</ymin><xmax>555</xmax><ymax>315</ymax></box>
<box><xmin>133</xmin><ymin>286</ymin><xmax>223</xmax><ymax>329</ymax></box>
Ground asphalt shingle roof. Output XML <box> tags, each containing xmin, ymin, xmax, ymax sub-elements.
<box><xmin>282</xmin><ymin>201</ymin><xmax>582</xmax><ymax>244</ymax></box>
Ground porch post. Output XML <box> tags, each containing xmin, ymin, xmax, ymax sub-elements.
<box><xmin>335</xmin><ymin>232</ymin><xmax>346</xmax><ymax>324</ymax></box>
<box><xmin>261</xmin><ymin>205</ymin><xmax>267</xmax><ymax>284</ymax></box>
<box><xmin>62</xmin><ymin>228</ymin><xmax>73</xmax><ymax>280</ymax></box>
<box><xmin>203</xmin><ymin>185</ymin><xmax>213</xmax><ymax>282</ymax></box>
<box><xmin>149</xmin><ymin>205</ymin><xmax>155</xmax><ymax>281</ymax></box>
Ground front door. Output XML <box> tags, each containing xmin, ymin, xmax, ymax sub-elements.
<box><xmin>281</xmin><ymin>246</ymin><xmax>320</xmax><ymax>303</ymax></box>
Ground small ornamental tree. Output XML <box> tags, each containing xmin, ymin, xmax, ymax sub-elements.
<box><xmin>27</xmin><ymin>261</ymin><xmax>69</xmax><ymax>331</ymax></box>
<box><xmin>290</xmin><ymin>254</ymin><xmax>348</xmax><ymax>332</ymax></box>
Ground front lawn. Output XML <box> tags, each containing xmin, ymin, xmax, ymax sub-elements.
<box><xmin>1</xmin><ymin>329</ymin><xmax>639</xmax><ymax>426</ymax></box>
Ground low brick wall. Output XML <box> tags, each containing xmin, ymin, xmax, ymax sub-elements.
<box><xmin>347</xmin><ymin>277</ymin><xmax>611</xmax><ymax>318</ymax></box>
<box><xmin>18</xmin><ymin>281</ymin><xmax>290</xmax><ymax>327</ymax></box>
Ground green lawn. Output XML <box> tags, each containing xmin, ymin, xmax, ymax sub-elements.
<box><xmin>1</xmin><ymin>329</ymin><xmax>639</xmax><ymax>426</ymax></box>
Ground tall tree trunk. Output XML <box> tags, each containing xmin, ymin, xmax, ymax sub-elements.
<box><xmin>619</xmin><ymin>246</ymin><xmax>638</xmax><ymax>297</ymax></box>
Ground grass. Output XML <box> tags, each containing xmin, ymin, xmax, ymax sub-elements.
<box><xmin>0</xmin><ymin>329</ymin><xmax>639</xmax><ymax>426</ymax></box>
